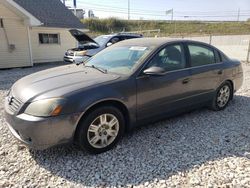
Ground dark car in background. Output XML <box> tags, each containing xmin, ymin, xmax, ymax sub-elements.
<box><xmin>5</xmin><ymin>38</ymin><xmax>243</xmax><ymax>154</ymax></box>
<box><xmin>64</xmin><ymin>29</ymin><xmax>143</xmax><ymax>63</ymax></box>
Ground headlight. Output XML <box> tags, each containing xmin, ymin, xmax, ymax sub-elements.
<box><xmin>24</xmin><ymin>98</ymin><xmax>66</xmax><ymax>117</ymax></box>
<box><xmin>75</xmin><ymin>51</ymin><xmax>87</xmax><ymax>56</ymax></box>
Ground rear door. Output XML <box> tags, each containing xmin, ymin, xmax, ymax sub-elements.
<box><xmin>136</xmin><ymin>43</ymin><xmax>192</xmax><ymax>121</ymax></box>
<box><xmin>186</xmin><ymin>42</ymin><xmax>223</xmax><ymax>103</ymax></box>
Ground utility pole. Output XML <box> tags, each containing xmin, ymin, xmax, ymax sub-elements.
<box><xmin>247</xmin><ymin>39</ymin><xmax>250</xmax><ymax>63</ymax></box>
<box><xmin>237</xmin><ymin>8</ymin><xmax>240</xmax><ymax>22</ymax></box>
<box><xmin>128</xmin><ymin>0</ymin><xmax>130</xmax><ymax>20</ymax></box>
<box><xmin>62</xmin><ymin>0</ymin><xmax>65</xmax><ymax>5</ymax></box>
<box><xmin>171</xmin><ymin>9</ymin><xmax>174</xmax><ymax>23</ymax></box>
<box><xmin>73</xmin><ymin>0</ymin><xmax>77</xmax><ymax>16</ymax></box>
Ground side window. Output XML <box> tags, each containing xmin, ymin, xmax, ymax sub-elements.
<box><xmin>109</xmin><ymin>37</ymin><xmax>119</xmax><ymax>44</ymax></box>
<box><xmin>124</xmin><ymin>36</ymin><xmax>136</xmax><ymax>40</ymax></box>
<box><xmin>188</xmin><ymin>44</ymin><xmax>215</xmax><ymax>67</ymax></box>
<box><xmin>119</xmin><ymin>36</ymin><xmax>127</xmax><ymax>41</ymax></box>
<box><xmin>214</xmin><ymin>50</ymin><xmax>221</xmax><ymax>63</ymax></box>
<box><xmin>147</xmin><ymin>44</ymin><xmax>186</xmax><ymax>72</ymax></box>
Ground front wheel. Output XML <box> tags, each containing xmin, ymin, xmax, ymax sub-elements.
<box><xmin>210</xmin><ymin>81</ymin><xmax>233</xmax><ymax>111</ymax></box>
<box><xmin>76</xmin><ymin>106</ymin><xmax>125</xmax><ymax>154</ymax></box>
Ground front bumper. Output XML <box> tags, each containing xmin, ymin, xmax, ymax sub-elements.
<box><xmin>5</xmin><ymin>100</ymin><xmax>81</xmax><ymax>150</ymax></box>
<box><xmin>64</xmin><ymin>56</ymin><xmax>74</xmax><ymax>63</ymax></box>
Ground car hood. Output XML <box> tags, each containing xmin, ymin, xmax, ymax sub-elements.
<box><xmin>69</xmin><ymin>29</ymin><xmax>99</xmax><ymax>46</ymax></box>
<box><xmin>11</xmin><ymin>65</ymin><xmax>120</xmax><ymax>103</ymax></box>
<box><xmin>67</xmin><ymin>46</ymin><xmax>100</xmax><ymax>52</ymax></box>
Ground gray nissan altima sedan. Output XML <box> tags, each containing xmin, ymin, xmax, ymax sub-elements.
<box><xmin>5</xmin><ymin>38</ymin><xmax>243</xmax><ymax>154</ymax></box>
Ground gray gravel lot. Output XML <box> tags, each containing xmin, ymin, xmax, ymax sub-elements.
<box><xmin>0</xmin><ymin>62</ymin><xmax>250</xmax><ymax>188</ymax></box>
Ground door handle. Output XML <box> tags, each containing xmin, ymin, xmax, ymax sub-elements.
<box><xmin>182</xmin><ymin>78</ymin><xmax>190</xmax><ymax>84</ymax></box>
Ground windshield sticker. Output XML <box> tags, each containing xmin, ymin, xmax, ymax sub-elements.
<box><xmin>129</xmin><ymin>47</ymin><xmax>148</xmax><ymax>51</ymax></box>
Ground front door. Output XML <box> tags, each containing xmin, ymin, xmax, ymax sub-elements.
<box><xmin>136</xmin><ymin>43</ymin><xmax>192</xmax><ymax>121</ymax></box>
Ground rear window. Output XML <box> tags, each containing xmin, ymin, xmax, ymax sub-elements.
<box><xmin>94</xmin><ymin>35</ymin><xmax>110</xmax><ymax>46</ymax></box>
<box><xmin>220</xmin><ymin>52</ymin><xmax>229</xmax><ymax>62</ymax></box>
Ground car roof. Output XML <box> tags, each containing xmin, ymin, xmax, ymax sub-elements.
<box><xmin>116</xmin><ymin>33</ymin><xmax>143</xmax><ymax>37</ymax></box>
<box><xmin>111</xmin><ymin>38</ymin><xmax>214</xmax><ymax>49</ymax></box>
<box><xmin>99</xmin><ymin>33</ymin><xmax>142</xmax><ymax>38</ymax></box>
<box><xmin>111</xmin><ymin>38</ymin><xmax>181</xmax><ymax>48</ymax></box>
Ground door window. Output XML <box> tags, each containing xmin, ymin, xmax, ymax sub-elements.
<box><xmin>188</xmin><ymin>44</ymin><xmax>215</xmax><ymax>67</ymax></box>
<box><xmin>147</xmin><ymin>44</ymin><xmax>186</xmax><ymax>72</ymax></box>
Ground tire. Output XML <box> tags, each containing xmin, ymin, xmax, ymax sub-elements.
<box><xmin>210</xmin><ymin>81</ymin><xmax>233</xmax><ymax>111</ymax></box>
<box><xmin>76</xmin><ymin>106</ymin><xmax>125</xmax><ymax>154</ymax></box>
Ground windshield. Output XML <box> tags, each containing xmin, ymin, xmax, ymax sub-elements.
<box><xmin>94</xmin><ymin>35</ymin><xmax>111</xmax><ymax>46</ymax></box>
<box><xmin>85</xmin><ymin>46</ymin><xmax>153</xmax><ymax>75</ymax></box>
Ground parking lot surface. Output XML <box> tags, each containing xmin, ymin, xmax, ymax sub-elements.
<box><xmin>0</xmin><ymin>62</ymin><xmax>250</xmax><ymax>187</ymax></box>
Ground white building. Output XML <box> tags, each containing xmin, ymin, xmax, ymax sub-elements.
<box><xmin>88</xmin><ymin>10</ymin><xmax>95</xmax><ymax>18</ymax></box>
<box><xmin>0</xmin><ymin>0</ymin><xmax>86</xmax><ymax>69</ymax></box>
<box><xmin>69</xmin><ymin>8</ymin><xmax>85</xmax><ymax>20</ymax></box>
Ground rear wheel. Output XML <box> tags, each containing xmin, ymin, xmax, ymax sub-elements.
<box><xmin>210</xmin><ymin>81</ymin><xmax>233</xmax><ymax>111</ymax></box>
<box><xmin>76</xmin><ymin>106</ymin><xmax>125</xmax><ymax>154</ymax></box>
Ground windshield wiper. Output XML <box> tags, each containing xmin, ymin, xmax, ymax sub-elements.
<box><xmin>76</xmin><ymin>54</ymin><xmax>92</xmax><ymax>65</ymax></box>
<box><xmin>84</xmin><ymin>65</ymin><xmax>107</xmax><ymax>74</ymax></box>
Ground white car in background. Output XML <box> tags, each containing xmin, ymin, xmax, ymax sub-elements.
<box><xmin>64</xmin><ymin>29</ymin><xmax>143</xmax><ymax>64</ymax></box>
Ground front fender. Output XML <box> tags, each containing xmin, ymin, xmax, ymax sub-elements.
<box><xmin>64</xmin><ymin>78</ymin><xmax>137</xmax><ymax>128</ymax></box>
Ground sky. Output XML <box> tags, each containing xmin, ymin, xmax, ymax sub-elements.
<box><xmin>65</xmin><ymin>0</ymin><xmax>250</xmax><ymax>21</ymax></box>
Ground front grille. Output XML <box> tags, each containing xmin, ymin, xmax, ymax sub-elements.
<box><xmin>8</xmin><ymin>96</ymin><xmax>22</xmax><ymax>112</ymax></box>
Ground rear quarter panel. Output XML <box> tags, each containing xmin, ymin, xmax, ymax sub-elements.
<box><xmin>219</xmin><ymin>60</ymin><xmax>243</xmax><ymax>92</ymax></box>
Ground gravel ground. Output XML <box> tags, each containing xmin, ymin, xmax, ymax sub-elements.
<box><xmin>0</xmin><ymin>62</ymin><xmax>250</xmax><ymax>188</ymax></box>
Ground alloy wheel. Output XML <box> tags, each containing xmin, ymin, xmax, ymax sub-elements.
<box><xmin>217</xmin><ymin>85</ymin><xmax>231</xmax><ymax>108</ymax></box>
<box><xmin>87</xmin><ymin>113</ymin><xmax>119</xmax><ymax>149</ymax></box>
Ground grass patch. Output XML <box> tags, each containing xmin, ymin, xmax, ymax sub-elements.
<box><xmin>82</xmin><ymin>18</ymin><xmax>250</xmax><ymax>37</ymax></box>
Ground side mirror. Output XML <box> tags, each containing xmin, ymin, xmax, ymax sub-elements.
<box><xmin>143</xmin><ymin>66</ymin><xmax>165</xmax><ymax>76</ymax></box>
<box><xmin>107</xmin><ymin>42</ymin><xmax>113</xmax><ymax>47</ymax></box>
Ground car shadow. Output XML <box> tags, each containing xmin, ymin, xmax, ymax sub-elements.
<box><xmin>29</xmin><ymin>94</ymin><xmax>250</xmax><ymax>187</ymax></box>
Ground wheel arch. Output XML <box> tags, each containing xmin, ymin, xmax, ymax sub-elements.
<box><xmin>74</xmin><ymin>99</ymin><xmax>131</xmax><ymax>140</ymax></box>
<box><xmin>218</xmin><ymin>79</ymin><xmax>234</xmax><ymax>100</ymax></box>
<box><xmin>224</xmin><ymin>79</ymin><xmax>234</xmax><ymax>99</ymax></box>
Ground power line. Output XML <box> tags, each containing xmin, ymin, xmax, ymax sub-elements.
<box><xmin>76</xmin><ymin>1</ymin><xmax>250</xmax><ymax>15</ymax></box>
<box><xmin>74</xmin><ymin>1</ymin><xmax>250</xmax><ymax>20</ymax></box>
<box><xmin>80</xmin><ymin>6</ymin><xmax>250</xmax><ymax>17</ymax></box>
<box><xmin>76</xmin><ymin>5</ymin><xmax>250</xmax><ymax>18</ymax></box>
